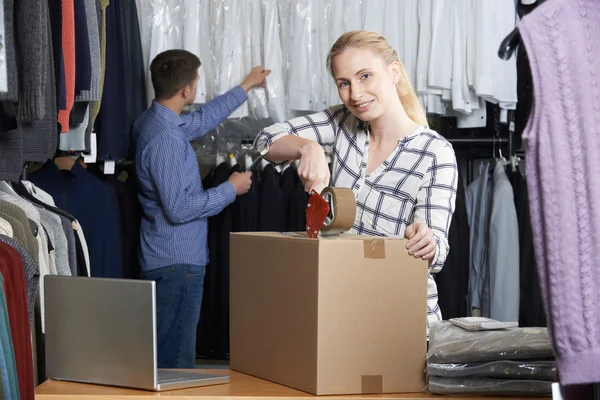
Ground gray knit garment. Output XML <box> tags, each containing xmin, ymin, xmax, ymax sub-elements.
<box><xmin>0</xmin><ymin>234</ymin><xmax>40</xmax><ymax>328</ymax></box>
<box><xmin>0</xmin><ymin>213</ymin><xmax>27</xmax><ymax>254</ymax></box>
<box><xmin>40</xmin><ymin>220</ymin><xmax>57</xmax><ymax>275</ymax></box>
<box><xmin>76</xmin><ymin>0</ymin><xmax>102</xmax><ymax>102</ymax></box>
<box><xmin>39</xmin><ymin>209</ymin><xmax>70</xmax><ymax>276</ymax></box>
<box><xmin>20</xmin><ymin>3</ymin><xmax>58</xmax><ymax>162</ymax></box>
<box><xmin>14</xmin><ymin>0</ymin><xmax>50</xmax><ymax>122</ymax></box>
<box><xmin>0</xmin><ymin>126</ymin><xmax>23</xmax><ymax>181</ymax></box>
<box><xmin>19</xmin><ymin>0</ymin><xmax>57</xmax><ymax>162</ymax></box>
<box><xmin>59</xmin><ymin>104</ymin><xmax>89</xmax><ymax>151</ymax></box>
<box><xmin>59</xmin><ymin>215</ymin><xmax>78</xmax><ymax>277</ymax></box>
<box><xmin>0</xmin><ymin>200</ymin><xmax>39</xmax><ymax>266</ymax></box>
<box><xmin>0</xmin><ymin>0</ymin><xmax>18</xmax><ymax>101</ymax></box>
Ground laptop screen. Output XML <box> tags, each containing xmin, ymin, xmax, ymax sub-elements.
<box><xmin>44</xmin><ymin>276</ymin><xmax>158</xmax><ymax>390</ymax></box>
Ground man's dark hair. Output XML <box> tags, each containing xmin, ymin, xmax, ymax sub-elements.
<box><xmin>150</xmin><ymin>50</ymin><xmax>201</xmax><ymax>100</ymax></box>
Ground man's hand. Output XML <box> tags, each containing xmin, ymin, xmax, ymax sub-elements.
<box><xmin>241</xmin><ymin>66</ymin><xmax>271</xmax><ymax>92</ymax></box>
<box><xmin>229</xmin><ymin>172</ymin><xmax>253</xmax><ymax>195</ymax></box>
<box><xmin>404</xmin><ymin>222</ymin><xmax>436</xmax><ymax>262</ymax></box>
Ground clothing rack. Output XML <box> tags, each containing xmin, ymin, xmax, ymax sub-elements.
<box><xmin>448</xmin><ymin>138</ymin><xmax>508</xmax><ymax>144</ymax></box>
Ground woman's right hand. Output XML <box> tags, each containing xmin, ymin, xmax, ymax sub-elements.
<box><xmin>298</xmin><ymin>141</ymin><xmax>330</xmax><ymax>193</ymax></box>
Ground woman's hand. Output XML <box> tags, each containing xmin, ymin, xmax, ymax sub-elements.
<box><xmin>404</xmin><ymin>222</ymin><xmax>436</xmax><ymax>262</ymax></box>
<box><xmin>298</xmin><ymin>141</ymin><xmax>331</xmax><ymax>193</ymax></box>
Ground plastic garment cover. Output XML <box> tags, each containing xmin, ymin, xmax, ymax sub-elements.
<box><xmin>214</xmin><ymin>0</ymin><xmax>248</xmax><ymax>118</ymax></box>
<box><xmin>135</xmin><ymin>0</ymin><xmax>518</xmax><ymax>119</ymax></box>
<box><xmin>262</xmin><ymin>0</ymin><xmax>288</xmax><ymax>122</ymax></box>
<box><xmin>427</xmin><ymin>376</ymin><xmax>553</xmax><ymax>396</ymax></box>
<box><xmin>140</xmin><ymin>0</ymin><xmax>184</xmax><ymax>103</ymax></box>
<box><xmin>134</xmin><ymin>0</ymin><xmax>520</xmax><ymax>160</ymax></box>
<box><xmin>427</xmin><ymin>322</ymin><xmax>555</xmax><ymax>364</ymax></box>
<box><xmin>246</xmin><ymin>0</ymin><xmax>269</xmax><ymax>120</ymax></box>
<box><xmin>427</xmin><ymin>360</ymin><xmax>557</xmax><ymax>381</ymax></box>
<box><xmin>183</xmin><ymin>0</ymin><xmax>211</xmax><ymax>104</ymax></box>
<box><xmin>286</xmin><ymin>0</ymin><xmax>318</xmax><ymax>111</ymax></box>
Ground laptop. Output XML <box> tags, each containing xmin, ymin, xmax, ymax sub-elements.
<box><xmin>44</xmin><ymin>275</ymin><xmax>230</xmax><ymax>391</ymax></box>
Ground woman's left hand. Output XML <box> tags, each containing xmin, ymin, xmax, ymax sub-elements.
<box><xmin>404</xmin><ymin>222</ymin><xmax>436</xmax><ymax>262</ymax></box>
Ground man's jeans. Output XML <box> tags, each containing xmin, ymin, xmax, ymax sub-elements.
<box><xmin>141</xmin><ymin>264</ymin><xmax>205</xmax><ymax>368</ymax></box>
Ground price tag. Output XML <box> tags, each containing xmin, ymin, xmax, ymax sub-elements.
<box><xmin>83</xmin><ymin>133</ymin><xmax>97</xmax><ymax>163</ymax></box>
<box><xmin>104</xmin><ymin>160</ymin><xmax>115</xmax><ymax>175</ymax></box>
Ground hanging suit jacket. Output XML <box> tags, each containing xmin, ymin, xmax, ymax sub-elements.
<box><xmin>257</xmin><ymin>164</ymin><xmax>286</xmax><ymax>232</ymax></box>
<box><xmin>506</xmin><ymin>166</ymin><xmax>546</xmax><ymax>327</ymax></box>
<box><xmin>488</xmin><ymin>160</ymin><xmax>520</xmax><ymax>322</ymax></box>
<box><xmin>466</xmin><ymin>162</ymin><xmax>492</xmax><ymax>314</ymax></box>
<box><xmin>197</xmin><ymin>162</ymin><xmax>233</xmax><ymax>359</ymax></box>
<box><xmin>435</xmin><ymin>173</ymin><xmax>470</xmax><ymax>319</ymax></box>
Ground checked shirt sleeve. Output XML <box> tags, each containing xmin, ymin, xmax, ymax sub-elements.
<box><xmin>253</xmin><ymin>104</ymin><xmax>349</xmax><ymax>161</ymax></box>
<box><xmin>412</xmin><ymin>143</ymin><xmax>458</xmax><ymax>273</ymax></box>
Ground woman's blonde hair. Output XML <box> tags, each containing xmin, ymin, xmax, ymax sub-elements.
<box><xmin>326</xmin><ymin>30</ymin><xmax>428</xmax><ymax>127</ymax></box>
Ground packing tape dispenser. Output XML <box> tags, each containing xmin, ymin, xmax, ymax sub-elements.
<box><xmin>305</xmin><ymin>184</ymin><xmax>356</xmax><ymax>238</ymax></box>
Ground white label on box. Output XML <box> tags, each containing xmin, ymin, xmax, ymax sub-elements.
<box><xmin>104</xmin><ymin>160</ymin><xmax>115</xmax><ymax>175</ymax></box>
<box><xmin>83</xmin><ymin>133</ymin><xmax>97</xmax><ymax>164</ymax></box>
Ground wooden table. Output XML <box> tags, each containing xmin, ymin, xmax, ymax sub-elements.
<box><xmin>35</xmin><ymin>369</ymin><xmax>552</xmax><ymax>400</ymax></box>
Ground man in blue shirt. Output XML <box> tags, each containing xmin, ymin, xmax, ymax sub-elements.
<box><xmin>133</xmin><ymin>50</ymin><xmax>269</xmax><ymax>368</ymax></box>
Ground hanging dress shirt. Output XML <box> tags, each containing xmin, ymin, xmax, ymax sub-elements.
<box><xmin>465</xmin><ymin>162</ymin><xmax>492</xmax><ymax>314</ymax></box>
<box><xmin>263</xmin><ymin>0</ymin><xmax>288</xmax><ymax>122</ymax></box>
<box><xmin>183</xmin><ymin>0</ymin><xmax>209</xmax><ymax>104</ymax></box>
<box><xmin>398</xmin><ymin>0</ymin><xmax>420</xmax><ymax>90</ymax></box>
<box><xmin>146</xmin><ymin>0</ymin><xmax>184</xmax><ymax>103</ymax></box>
<box><xmin>288</xmin><ymin>0</ymin><xmax>316</xmax><ymax>111</ymax></box>
<box><xmin>428</xmin><ymin>0</ymin><xmax>454</xmax><ymax>93</ymax></box>
<box><xmin>363</xmin><ymin>0</ymin><xmax>386</xmax><ymax>33</ymax></box>
<box><xmin>246</xmin><ymin>0</ymin><xmax>269</xmax><ymax>119</ymax></box>
<box><xmin>488</xmin><ymin>160</ymin><xmax>520</xmax><ymax>321</ymax></box>
<box><xmin>215</xmin><ymin>0</ymin><xmax>248</xmax><ymax>118</ymax></box>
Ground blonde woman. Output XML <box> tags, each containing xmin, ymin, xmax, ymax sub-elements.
<box><xmin>254</xmin><ymin>30</ymin><xmax>458</xmax><ymax>329</ymax></box>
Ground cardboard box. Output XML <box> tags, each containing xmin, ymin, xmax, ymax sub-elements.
<box><xmin>230</xmin><ymin>232</ymin><xmax>428</xmax><ymax>395</ymax></box>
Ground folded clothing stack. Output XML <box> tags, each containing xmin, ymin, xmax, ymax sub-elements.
<box><xmin>426</xmin><ymin>321</ymin><xmax>556</xmax><ymax>396</ymax></box>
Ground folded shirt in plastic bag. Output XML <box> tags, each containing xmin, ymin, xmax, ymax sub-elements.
<box><xmin>427</xmin><ymin>360</ymin><xmax>557</xmax><ymax>381</ymax></box>
<box><xmin>427</xmin><ymin>376</ymin><xmax>553</xmax><ymax>396</ymax></box>
<box><xmin>427</xmin><ymin>321</ymin><xmax>555</xmax><ymax>363</ymax></box>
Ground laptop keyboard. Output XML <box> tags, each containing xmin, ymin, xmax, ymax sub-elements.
<box><xmin>157</xmin><ymin>370</ymin><xmax>195</xmax><ymax>383</ymax></box>
<box><xmin>157</xmin><ymin>369</ymin><xmax>219</xmax><ymax>384</ymax></box>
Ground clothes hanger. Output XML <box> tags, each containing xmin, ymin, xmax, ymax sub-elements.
<box><xmin>498</xmin><ymin>0</ymin><xmax>544</xmax><ymax>61</ymax></box>
<box><xmin>498</xmin><ymin>28</ymin><xmax>521</xmax><ymax>61</ymax></box>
